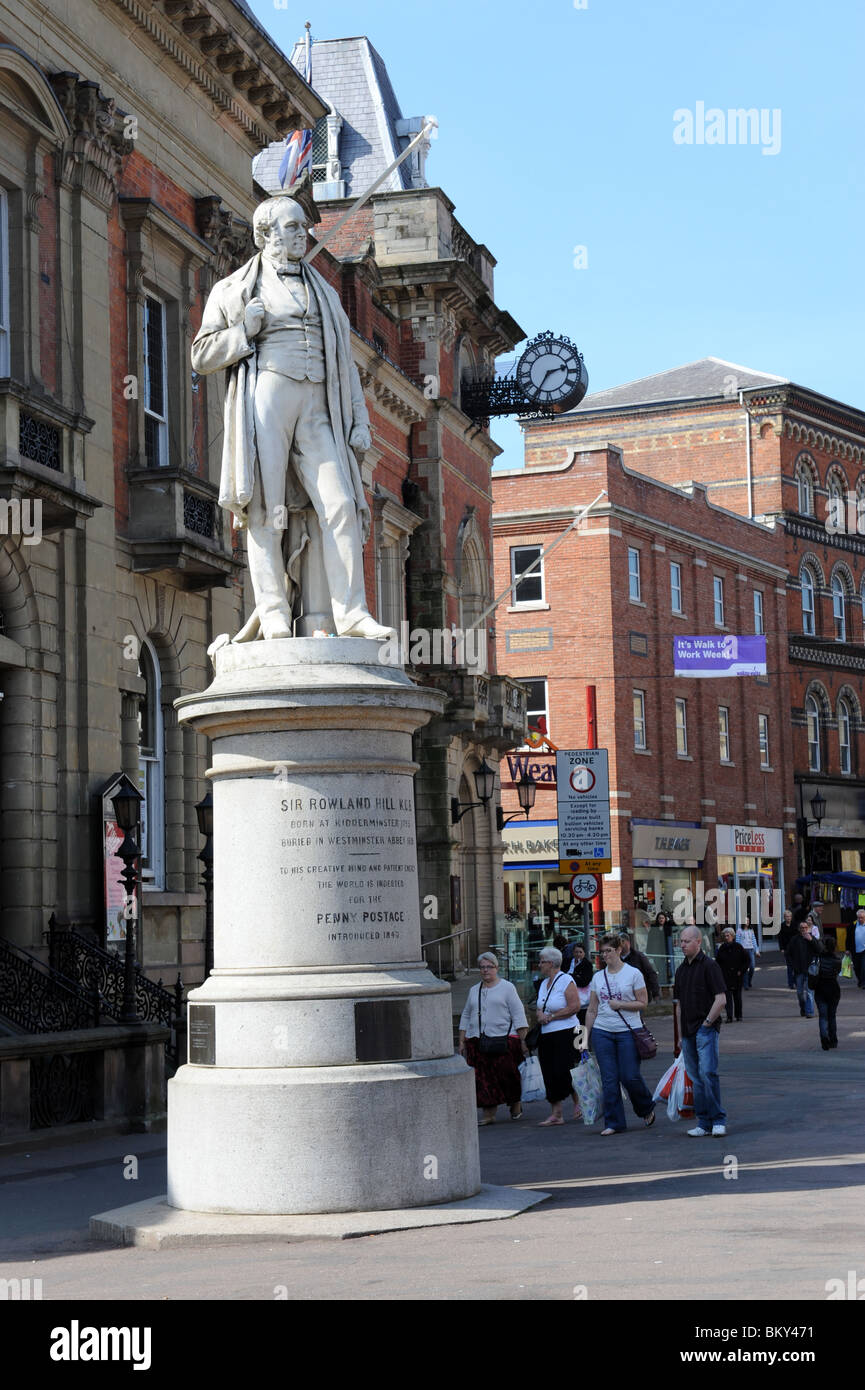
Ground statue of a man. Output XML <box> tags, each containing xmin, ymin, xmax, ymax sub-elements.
<box><xmin>192</xmin><ymin>195</ymin><xmax>393</xmax><ymax>641</ymax></box>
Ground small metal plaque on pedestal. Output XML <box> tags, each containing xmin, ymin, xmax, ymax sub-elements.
<box><xmin>189</xmin><ymin>1004</ymin><xmax>216</xmax><ymax>1065</ymax></box>
<box><xmin>354</xmin><ymin>1000</ymin><xmax>411</xmax><ymax>1062</ymax></box>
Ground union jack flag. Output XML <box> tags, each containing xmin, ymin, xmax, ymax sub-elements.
<box><xmin>279</xmin><ymin>32</ymin><xmax>313</xmax><ymax>189</ymax></box>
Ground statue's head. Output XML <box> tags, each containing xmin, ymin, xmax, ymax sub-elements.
<box><xmin>253</xmin><ymin>197</ymin><xmax>308</xmax><ymax>264</ymax></box>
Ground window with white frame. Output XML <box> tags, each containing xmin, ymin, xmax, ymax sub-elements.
<box><xmin>0</xmin><ymin>187</ymin><xmax>8</xmax><ymax>376</ymax></box>
<box><xmin>719</xmin><ymin>706</ymin><xmax>730</xmax><ymax>762</ymax></box>
<box><xmin>827</xmin><ymin>472</ymin><xmax>845</xmax><ymax>528</ymax></box>
<box><xmin>137</xmin><ymin>639</ymin><xmax>165</xmax><ymax>888</ymax></box>
<box><xmin>839</xmin><ymin>697</ymin><xmax>852</xmax><ymax>774</ymax></box>
<box><xmin>143</xmin><ymin>295</ymin><xmax>169</xmax><ymax>467</ymax></box>
<box><xmin>753</xmin><ymin>589</ymin><xmax>764</xmax><ymax>635</ymax></box>
<box><xmin>633</xmin><ymin>690</ymin><xmax>647</xmax><ymax>750</ymax></box>
<box><xmin>510</xmin><ymin>545</ymin><xmax>544</xmax><ymax>605</ymax></box>
<box><xmin>524</xmin><ymin>678</ymin><xmax>549</xmax><ymax>738</ymax></box>
<box><xmin>758</xmin><ymin>714</ymin><xmax>770</xmax><ymax>769</ymax></box>
<box><xmin>796</xmin><ymin>457</ymin><xmax>814</xmax><ymax>515</ymax></box>
<box><xmin>670</xmin><ymin>561</ymin><xmax>683</xmax><ymax>614</ymax></box>
<box><xmin>806</xmin><ymin>694</ymin><xmax>821</xmax><ymax>772</ymax></box>
<box><xmin>675</xmin><ymin>697</ymin><xmax>688</xmax><ymax>756</ymax></box>
<box><xmin>832</xmin><ymin>573</ymin><xmax>846</xmax><ymax>642</ymax></box>
<box><xmin>713</xmin><ymin>575</ymin><xmax>725</xmax><ymax>627</ymax></box>
<box><xmin>628</xmin><ymin>547</ymin><xmax>641</xmax><ymax>602</ymax></box>
<box><xmin>801</xmin><ymin>567</ymin><xmax>816</xmax><ymax>635</ymax></box>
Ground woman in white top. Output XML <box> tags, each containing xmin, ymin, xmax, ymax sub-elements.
<box><xmin>534</xmin><ymin>946</ymin><xmax>581</xmax><ymax>1126</ymax></box>
<box><xmin>585</xmin><ymin>933</ymin><xmax>656</xmax><ymax>1135</ymax></box>
<box><xmin>735</xmin><ymin>920</ymin><xmax>759</xmax><ymax>988</ymax></box>
<box><xmin>459</xmin><ymin>953</ymin><xmax>529</xmax><ymax>1124</ymax></box>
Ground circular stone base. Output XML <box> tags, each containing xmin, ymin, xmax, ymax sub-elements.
<box><xmin>167</xmin><ymin>1057</ymin><xmax>480</xmax><ymax>1215</ymax></box>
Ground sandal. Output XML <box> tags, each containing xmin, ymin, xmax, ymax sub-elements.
<box><xmin>600</xmin><ymin>1128</ymin><xmax>617</xmax><ymax>1136</ymax></box>
<box><xmin>538</xmin><ymin>1116</ymin><xmax>564</xmax><ymax>1126</ymax></box>
<box><xmin>644</xmin><ymin>1110</ymin><xmax>656</xmax><ymax>1127</ymax></box>
<box><xmin>509</xmin><ymin>1104</ymin><xmax>523</xmax><ymax>1120</ymax></box>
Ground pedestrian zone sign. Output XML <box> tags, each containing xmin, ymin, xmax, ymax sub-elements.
<box><xmin>556</xmin><ymin>748</ymin><xmax>612</xmax><ymax>874</ymax></box>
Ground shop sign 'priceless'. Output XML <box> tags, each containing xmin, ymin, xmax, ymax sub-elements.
<box><xmin>556</xmin><ymin>748</ymin><xmax>612</xmax><ymax>874</ymax></box>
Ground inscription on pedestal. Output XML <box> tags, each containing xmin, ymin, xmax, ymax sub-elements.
<box><xmin>354</xmin><ymin>1000</ymin><xmax>411</xmax><ymax>1062</ymax></box>
<box><xmin>189</xmin><ymin>1004</ymin><xmax>216</xmax><ymax>1065</ymax></box>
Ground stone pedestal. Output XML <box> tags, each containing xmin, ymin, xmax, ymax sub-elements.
<box><xmin>167</xmin><ymin>638</ymin><xmax>480</xmax><ymax>1215</ymax></box>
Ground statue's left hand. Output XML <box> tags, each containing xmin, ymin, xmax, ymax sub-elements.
<box><xmin>349</xmin><ymin>423</ymin><xmax>371</xmax><ymax>454</ymax></box>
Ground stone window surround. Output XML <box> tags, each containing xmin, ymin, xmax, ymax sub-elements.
<box><xmin>372</xmin><ymin>489</ymin><xmax>421</xmax><ymax>632</ymax></box>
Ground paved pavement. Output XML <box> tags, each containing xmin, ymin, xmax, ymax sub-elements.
<box><xmin>1</xmin><ymin>956</ymin><xmax>862</xmax><ymax>1301</ymax></box>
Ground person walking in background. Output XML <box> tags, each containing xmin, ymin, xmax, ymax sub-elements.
<box><xmin>851</xmin><ymin>908</ymin><xmax>865</xmax><ymax>988</ymax></box>
<box><xmin>654</xmin><ymin>910</ymin><xmax>673</xmax><ymax>983</ymax></box>
<box><xmin>533</xmin><ymin>947</ymin><xmax>581</xmax><ymax>1126</ymax></box>
<box><xmin>459</xmin><ymin>953</ymin><xmax>528</xmax><ymax>1124</ymax></box>
<box><xmin>790</xmin><ymin>893</ymin><xmax>807</xmax><ymax>932</ymax></box>
<box><xmin>786</xmin><ymin>918</ymin><xmax>820</xmax><ymax>1018</ymax></box>
<box><xmin>716</xmin><ymin>927</ymin><xmax>748</xmax><ymax>1022</ymax></box>
<box><xmin>674</xmin><ymin>925</ymin><xmax>728</xmax><ymax>1136</ymax></box>
<box><xmin>620</xmin><ymin>932</ymin><xmax>661</xmax><ymax>1001</ymax></box>
<box><xmin>813</xmin><ymin>938</ymin><xmax>843</xmax><ymax>1050</ymax></box>
<box><xmin>584</xmin><ymin>933</ymin><xmax>656</xmax><ymax>1135</ymax></box>
<box><xmin>779</xmin><ymin>908</ymin><xmax>797</xmax><ymax>989</ymax></box>
<box><xmin>735</xmin><ymin>919</ymin><xmax>759</xmax><ymax>988</ymax></box>
<box><xmin>567</xmin><ymin>942</ymin><xmax>594</xmax><ymax>1025</ymax></box>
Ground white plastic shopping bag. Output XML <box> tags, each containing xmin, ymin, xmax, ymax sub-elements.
<box><xmin>571</xmin><ymin>1051</ymin><xmax>603</xmax><ymax>1125</ymax></box>
<box><xmin>519</xmin><ymin>1054</ymin><xmax>546</xmax><ymax>1104</ymax></box>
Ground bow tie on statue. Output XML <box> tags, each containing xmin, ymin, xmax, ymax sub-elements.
<box><xmin>276</xmin><ymin>264</ymin><xmax>303</xmax><ymax>278</ymax></box>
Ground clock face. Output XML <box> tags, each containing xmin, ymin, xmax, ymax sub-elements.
<box><xmin>517</xmin><ymin>336</ymin><xmax>585</xmax><ymax>407</ymax></box>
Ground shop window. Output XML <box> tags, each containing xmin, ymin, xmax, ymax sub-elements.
<box><xmin>670</xmin><ymin>561</ymin><xmax>682</xmax><ymax>614</ymax></box>
<box><xmin>0</xmin><ymin>187</ymin><xmax>8</xmax><ymax>376</ymax></box>
<box><xmin>753</xmin><ymin>589</ymin><xmax>764</xmax><ymax>635</ymax></box>
<box><xmin>839</xmin><ymin>698</ymin><xmax>852</xmax><ymax>775</ymax></box>
<box><xmin>801</xmin><ymin>568</ymin><xmax>816</xmax><ymax>636</ymax></box>
<box><xmin>758</xmin><ymin>714</ymin><xmax>770</xmax><ymax>769</ymax></box>
<box><xmin>806</xmin><ymin>694</ymin><xmax>821</xmax><ymax>772</ymax></box>
<box><xmin>628</xmin><ymin>547</ymin><xmax>641</xmax><ymax>602</ymax></box>
<box><xmin>138</xmin><ymin>639</ymin><xmax>165</xmax><ymax>888</ymax></box>
<box><xmin>719</xmin><ymin>706</ymin><xmax>730</xmax><ymax>762</ymax></box>
<box><xmin>713</xmin><ymin>576</ymin><xmax>725</xmax><ymax>627</ymax></box>
<box><xmin>675</xmin><ymin>697</ymin><xmax>688</xmax><ymax>756</ymax></box>
<box><xmin>143</xmin><ymin>295</ymin><xmax>169</xmax><ymax>468</ymax></box>
<box><xmin>633</xmin><ymin>689</ymin><xmax>647</xmax><ymax>750</ymax></box>
<box><xmin>511</xmin><ymin>545</ymin><xmax>544</xmax><ymax>605</ymax></box>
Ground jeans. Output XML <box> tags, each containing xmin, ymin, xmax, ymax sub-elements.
<box><xmin>795</xmin><ymin>971</ymin><xmax>815</xmax><ymax>1017</ymax></box>
<box><xmin>784</xmin><ymin>950</ymin><xmax>796</xmax><ymax>989</ymax></box>
<box><xmin>816</xmin><ymin>996</ymin><xmax>838</xmax><ymax>1047</ymax></box>
<box><xmin>742</xmin><ymin>948</ymin><xmax>756</xmax><ymax>987</ymax></box>
<box><xmin>679</xmin><ymin>1026</ymin><xmax>726</xmax><ymax>1129</ymax></box>
<box><xmin>591</xmin><ymin>1026</ymin><xmax>655</xmax><ymax>1131</ymax></box>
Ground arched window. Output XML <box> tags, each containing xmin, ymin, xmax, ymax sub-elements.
<box><xmin>796</xmin><ymin>457</ymin><xmax>814</xmax><ymax>515</ymax></box>
<box><xmin>801</xmin><ymin>568</ymin><xmax>816</xmax><ymax>636</ymax></box>
<box><xmin>806</xmin><ymin>694</ymin><xmax>821</xmax><ymax>772</ymax></box>
<box><xmin>838</xmin><ymin>697</ymin><xmax>852</xmax><ymax>775</ymax></box>
<box><xmin>138</xmin><ymin>639</ymin><xmax>165</xmax><ymax>888</ymax></box>
<box><xmin>832</xmin><ymin>573</ymin><xmax>847</xmax><ymax>642</ymax></box>
<box><xmin>826</xmin><ymin>472</ymin><xmax>845</xmax><ymax>530</ymax></box>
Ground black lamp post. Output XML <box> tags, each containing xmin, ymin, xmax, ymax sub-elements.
<box><xmin>111</xmin><ymin>776</ymin><xmax>144</xmax><ymax>1026</ymax></box>
<box><xmin>798</xmin><ymin>783</ymin><xmax>826</xmax><ymax>908</ymax></box>
<box><xmin>196</xmin><ymin>789</ymin><xmax>214</xmax><ymax>979</ymax></box>
<box><xmin>451</xmin><ymin>757</ymin><xmax>497</xmax><ymax>824</ymax></box>
<box><xmin>496</xmin><ymin>770</ymin><xmax>537</xmax><ymax>832</ymax></box>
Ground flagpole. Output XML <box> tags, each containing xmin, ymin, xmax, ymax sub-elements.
<box><xmin>305</xmin><ymin>20</ymin><xmax>311</xmax><ymax>80</ymax></box>
<box><xmin>303</xmin><ymin>118</ymin><xmax>438</xmax><ymax>266</ymax></box>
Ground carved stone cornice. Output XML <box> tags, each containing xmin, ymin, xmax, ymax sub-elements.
<box><xmin>195</xmin><ymin>196</ymin><xmax>254</xmax><ymax>277</ymax></box>
<box><xmin>788</xmin><ymin>635</ymin><xmax>865</xmax><ymax>673</ymax></box>
<box><xmin>352</xmin><ymin>335</ymin><xmax>426</xmax><ymax>429</ymax></box>
<box><xmin>49</xmin><ymin>72</ymin><xmax>133</xmax><ymax>209</ymax></box>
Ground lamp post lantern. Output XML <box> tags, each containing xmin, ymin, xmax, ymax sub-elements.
<box><xmin>111</xmin><ymin>776</ymin><xmax>144</xmax><ymax>1026</ymax></box>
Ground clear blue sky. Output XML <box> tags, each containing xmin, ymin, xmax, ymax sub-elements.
<box><xmin>250</xmin><ymin>0</ymin><xmax>865</xmax><ymax>467</ymax></box>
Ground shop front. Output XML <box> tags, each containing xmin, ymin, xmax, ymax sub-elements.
<box><xmin>501</xmin><ymin>820</ymin><xmax>591</xmax><ymax>968</ymax></box>
<box><xmin>631</xmin><ymin>820</ymin><xmax>711</xmax><ymax>981</ymax></box>
<box><xmin>715</xmin><ymin>824</ymin><xmax>785</xmax><ymax>949</ymax></box>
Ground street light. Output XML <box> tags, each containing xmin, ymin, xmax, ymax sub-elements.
<box><xmin>496</xmin><ymin>770</ymin><xmax>537</xmax><ymax>832</ymax></box>
<box><xmin>451</xmin><ymin>757</ymin><xmax>498</xmax><ymax>824</ymax></box>
<box><xmin>196</xmin><ymin>789</ymin><xmax>214</xmax><ymax>979</ymax></box>
<box><xmin>110</xmin><ymin>775</ymin><xmax>144</xmax><ymax>1026</ymax></box>
<box><xmin>798</xmin><ymin>783</ymin><xmax>826</xmax><ymax>912</ymax></box>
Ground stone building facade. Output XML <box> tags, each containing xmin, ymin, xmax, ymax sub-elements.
<box><xmin>0</xmin><ymin>9</ymin><xmax>524</xmax><ymax>987</ymax></box>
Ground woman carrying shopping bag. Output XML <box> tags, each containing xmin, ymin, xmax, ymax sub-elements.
<box><xmin>584</xmin><ymin>933</ymin><xmax>656</xmax><ymax>1135</ymax></box>
<box><xmin>533</xmin><ymin>946</ymin><xmax>582</xmax><ymax>1126</ymax></box>
<box><xmin>459</xmin><ymin>952</ymin><xmax>529</xmax><ymax>1124</ymax></box>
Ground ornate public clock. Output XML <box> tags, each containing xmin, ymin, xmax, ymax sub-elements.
<box><xmin>516</xmin><ymin>332</ymin><xmax>589</xmax><ymax>410</ymax></box>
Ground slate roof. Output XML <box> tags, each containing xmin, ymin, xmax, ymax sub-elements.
<box><xmin>569</xmin><ymin>357</ymin><xmax>789</xmax><ymax>414</ymax></box>
<box><xmin>253</xmin><ymin>35</ymin><xmax>419</xmax><ymax>198</ymax></box>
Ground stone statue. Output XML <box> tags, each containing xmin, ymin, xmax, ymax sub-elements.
<box><xmin>192</xmin><ymin>195</ymin><xmax>394</xmax><ymax>642</ymax></box>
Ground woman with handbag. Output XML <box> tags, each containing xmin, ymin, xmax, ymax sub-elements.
<box><xmin>458</xmin><ymin>952</ymin><xmax>529</xmax><ymax>1124</ymax></box>
<box><xmin>584</xmin><ymin>933</ymin><xmax>656</xmax><ymax>1135</ymax></box>
<box><xmin>532</xmin><ymin>946</ymin><xmax>582</xmax><ymax>1126</ymax></box>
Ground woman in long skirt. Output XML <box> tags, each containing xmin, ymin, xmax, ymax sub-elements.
<box><xmin>459</xmin><ymin>952</ymin><xmax>528</xmax><ymax>1123</ymax></box>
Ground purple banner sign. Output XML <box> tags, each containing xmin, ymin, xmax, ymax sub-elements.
<box><xmin>673</xmin><ymin>634</ymin><xmax>767</xmax><ymax>678</ymax></box>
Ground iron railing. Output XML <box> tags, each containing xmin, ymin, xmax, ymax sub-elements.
<box><xmin>0</xmin><ymin>936</ymin><xmax>100</xmax><ymax>1033</ymax></box>
<box><xmin>421</xmin><ymin>927</ymin><xmax>474</xmax><ymax>979</ymax></box>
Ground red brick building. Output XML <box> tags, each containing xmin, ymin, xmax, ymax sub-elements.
<box><xmin>493</xmin><ymin>437</ymin><xmax>793</xmax><ymax>977</ymax></box>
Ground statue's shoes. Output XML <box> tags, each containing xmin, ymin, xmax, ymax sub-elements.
<box><xmin>340</xmin><ymin>615</ymin><xmax>397</xmax><ymax>641</ymax></box>
<box><xmin>260</xmin><ymin>615</ymin><xmax>293</xmax><ymax>640</ymax></box>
